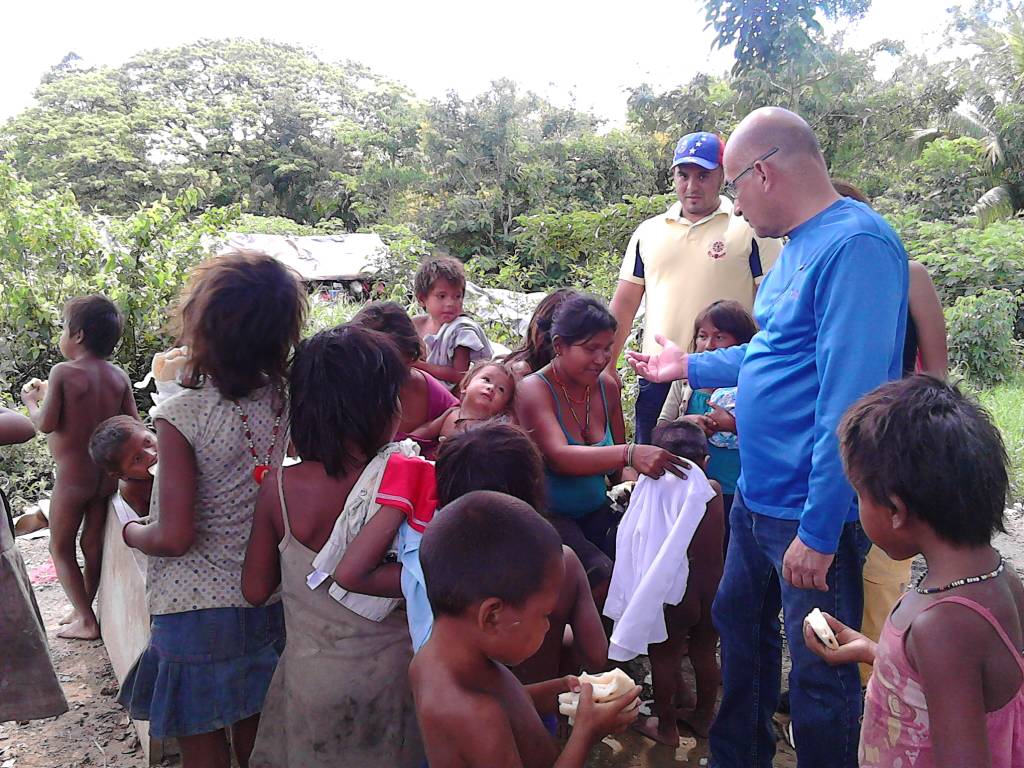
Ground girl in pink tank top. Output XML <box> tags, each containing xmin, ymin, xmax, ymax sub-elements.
<box><xmin>802</xmin><ymin>376</ymin><xmax>1024</xmax><ymax>767</ymax></box>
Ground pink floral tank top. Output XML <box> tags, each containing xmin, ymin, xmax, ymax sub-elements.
<box><xmin>860</xmin><ymin>595</ymin><xmax>1024</xmax><ymax>767</ymax></box>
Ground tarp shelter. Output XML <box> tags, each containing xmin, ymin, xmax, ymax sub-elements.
<box><xmin>217</xmin><ymin>232</ymin><xmax>388</xmax><ymax>282</ymax></box>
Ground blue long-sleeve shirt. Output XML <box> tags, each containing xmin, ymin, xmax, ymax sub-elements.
<box><xmin>688</xmin><ymin>199</ymin><xmax>908</xmax><ymax>554</ymax></box>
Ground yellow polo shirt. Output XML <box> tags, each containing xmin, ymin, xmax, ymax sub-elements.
<box><xmin>618</xmin><ymin>198</ymin><xmax>783</xmax><ymax>355</ymax></box>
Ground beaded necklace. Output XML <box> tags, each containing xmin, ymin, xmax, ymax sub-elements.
<box><xmin>914</xmin><ymin>556</ymin><xmax>1005</xmax><ymax>595</ymax></box>
<box><xmin>551</xmin><ymin>362</ymin><xmax>592</xmax><ymax>443</ymax></box>
<box><xmin>233</xmin><ymin>394</ymin><xmax>285</xmax><ymax>485</ymax></box>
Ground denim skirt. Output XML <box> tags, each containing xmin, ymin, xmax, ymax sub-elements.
<box><xmin>118</xmin><ymin>603</ymin><xmax>285</xmax><ymax>739</ymax></box>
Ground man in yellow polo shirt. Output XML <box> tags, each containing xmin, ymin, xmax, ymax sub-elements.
<box><xmin>608</xmin><ymin>132</ymin><xmax>783</xmax><ymax>443</ymax></box>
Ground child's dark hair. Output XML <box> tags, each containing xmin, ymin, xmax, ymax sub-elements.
<box><xmin>414</xmin><ymin>255</ymin><xmax>466</xmax><ymax>300</ymax></box>
<box><xmin>459</xmin><ymin>361</ymin><xmax>516</xmax><ymax>412</ymax></box>
<box><xmin>550</xmin><ymin>294</ymin><xmax>617</xmax><ymax>348</ymax></box>
<box><xmin>290</xmin><ymin>324</ymin><xmax>408</xmax><ymax>477</ymax></box>
<box><xmin>839</xmin><ymin>375</ymin><xmax>1008</xmax><ymax>546</ymax></box>
<box><xmin>89</xmin><ymin>415</ymin><xmax>145</xmax><ymax>472</ymax></box>
<box><xmin>436</xmin><ymin>423</ymin><xmax>545</xmax><ymax>511</ymax></box>
<box><xmin>651</xmin><ymin>420</ymin><xmax>708</xmax><ymax>465</ymax></box>
<box><xmin>505</xmin><ymin>288</ymin><xmax>578</xmax><ymax>373</ymax></box>
<box><xmin>690</xmin><ymin>300</ymin><xmax>758</xmax><ymax>353</ymax></box>
<box><xmin>172</xmin><ymin>250</ymin><xmax>308</xmax><ymax>400</ymax></box>
<box><xmin>421</xmin><ymin>491</ymin><xmax>562</xmax><ymax>617</ymax></box>
<box><xmin>351</xmin><ymin>301</ymin><xmax>423</xmax><ymax>362</ymax></box>
<box><xmin>64</xmin><ymin>295</ymin><xmax>123</xmax><ymax>358</ymax></box>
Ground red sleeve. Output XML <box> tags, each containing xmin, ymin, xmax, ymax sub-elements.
<box><xmin>375</xmin><ymin>454</ymin><xmax>438</xmax><ymax>533</ymax></box>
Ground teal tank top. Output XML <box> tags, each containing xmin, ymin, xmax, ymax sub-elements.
<box><xmin>536</xmin><ymin>372</ymin><xmax>614</xmax><ymax>518</ymax></box>
<box><xmin>686</xmin><ymin>389</ymin><xmax>741</xmax><ymax>494</ymax></box>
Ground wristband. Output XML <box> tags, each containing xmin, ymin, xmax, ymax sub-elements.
<box><xmin>626</xmin><ymin>442</ymin><xmax>635</xmax><ymax>469</ymax></box>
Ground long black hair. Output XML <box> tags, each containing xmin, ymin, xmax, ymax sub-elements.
<box><xmin>550</xmin><ymin>294</ymin><xmax>617</xmax><ymax>348</ymax></box>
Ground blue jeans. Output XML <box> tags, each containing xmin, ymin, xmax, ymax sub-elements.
<box><xmin>634</xmin><ymin>378</ymin><xmax>671</xmax><ymax>444</ymax></box>
<box><xmin>710</xmin><ymin>493</ymin><xmax>870</xmax><ymax>768</ymax></box>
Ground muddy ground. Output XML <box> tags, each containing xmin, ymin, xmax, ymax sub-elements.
<box><xmin>6</xmin><ymin>503</ymin><xmax>1023</xmax><ymax>767</ymax></box>
<box><xmin>2</xmin><ymin>534</ymin><xmax>154</xmax><ymax>768</ymax></box>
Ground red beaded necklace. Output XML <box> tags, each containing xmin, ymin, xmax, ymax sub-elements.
<box><xmin>233</xmin><ymin>396</ymin><xmax>284</xmax><ymax>485</ymax></box>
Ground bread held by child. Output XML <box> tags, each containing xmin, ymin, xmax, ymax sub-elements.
<box><xmin>557</xmin><ymin>668</ymin><xmax>639</xmax><ymax>721</ymax></box>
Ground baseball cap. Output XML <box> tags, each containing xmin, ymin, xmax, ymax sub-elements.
<box><xmin>671</xmin><ymin>132</ymin><xmax>724</xmax><ymax>171</ymax></box>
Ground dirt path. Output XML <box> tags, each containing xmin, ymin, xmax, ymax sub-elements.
<box><xmin>1</xmin><ymin>534</ymin><xmax>154</xmax><ymax>768</ymax></box>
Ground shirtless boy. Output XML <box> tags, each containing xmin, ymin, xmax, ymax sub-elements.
<box><xmin>21</xmin><ymin>295</ymin><xmax>138</xmax><ymax>640</ymax></box>
<box><xmin>412</xmin><ymin>490</ymin><xmax>640</xmax><ymax>768</ymax></box>
<box><xmin>89</xmin><ymin>415</ymin><xmax>156</xmax><ymax>518</ymax></box>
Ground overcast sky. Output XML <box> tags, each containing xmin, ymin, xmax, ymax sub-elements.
<box><xmin>3</xmin><ymin>0</ymin><xmax>959</xmax><ymax>124</ymax></box>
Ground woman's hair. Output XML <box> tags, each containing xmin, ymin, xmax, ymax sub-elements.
<box><xmin>289</xmin><ymin>324</ymin><xmax>408</xmax><ymax>477</ymax></box>
<box><xmin>64</xmin><ymin>295</ymin><xmax>123</xmax><ymax>358</ymax></box>
<box><xmin>690</xmin><ymin>300</ymin><xmax>758</xmax><ymax>353</ymax></box>
<box><xmin>435</xmin><ymin>423</ymin><xmax>546</xmax><ymax>512</ymax></box>
<box><xmin>351</xmin><ymin>301</ymin><xmax>423</xmax><ymax>362</ymax></box>
<box><xmin>172</xmin><ymin>250</ymin><xmax>308</xmax><ymax>400</ymax></box>
<box><xmin>839</xmin><ymin>375</ymin><xmax>1008</xmax><ymax>547</ymax></box>
<box><xmin>459</xmin><ymin>361</ymin><xmax>516</xmax><ymax>412</ymax></box>
<box><xmin>550</xmin><ymin>294</ymin><xmax>617</xmax><ymax>348</ymax></box>
<box><xmin>832</xmin><ymin>179</ymin><xmax>871</xmax><ymax>205</ymax></box>
<box><xmin>505</xmin><ymin>289</ymin><xmax>578</xmax><ymax>373</ymax></box>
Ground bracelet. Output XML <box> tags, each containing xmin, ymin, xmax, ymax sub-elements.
<box><xmin>622</xmin><ymin>443</ymin><xmax>629</xmax><ymax>469</ymax></box>
<box><xmin>626</xmin><ymin>442</ymin><xmax>636</xmax><ymax>469</ymax></box>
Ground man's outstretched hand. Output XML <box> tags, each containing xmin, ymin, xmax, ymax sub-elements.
<box><xmin>624</xmin><ymin>334</ymin><xmax>688</xmax><ymax>383</ymax></box>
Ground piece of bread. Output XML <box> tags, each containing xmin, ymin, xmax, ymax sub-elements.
<box><xmin>805</xmin><ymin>607</ymin><xmax>839</xmax><ymax>651</ymax></box>
<box><xmin>152</xmin><ymin>346</ymin><xmax>190</xmax><ymax>383</ymax></box>
<box><xmin>557</xmin><ymin>668</ymin><xmax>638</xmax><ymax>720</ymax></box>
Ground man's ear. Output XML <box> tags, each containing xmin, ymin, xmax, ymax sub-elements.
<box><xmin>889</xmin><ymin>495</ymin><xmax>910</xmax><ymax>529</ymax></box>
<box><xmin>476</xmin><ymin>597</ymin><xmax>505</xmax><ymax>634</ymax></box>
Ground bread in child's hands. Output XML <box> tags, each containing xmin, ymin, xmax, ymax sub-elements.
<box><xmin>152</xmin><ymin>346</ymin><xmax>189</xmax><ymax>383</ymax></box>
<box><xmin>557</xmin><ymin>668</ymin><xmax>638</xmax><ymax>720</ymax></box>
<box><xmin>21</xmin><ymin>378</ymin><xmax>47</xmax><ymax>403</ymax></box>
<box><xmin>805</xmin><ymin>607</ymin><xmax>839</xmax><ymax>651</ymax></box>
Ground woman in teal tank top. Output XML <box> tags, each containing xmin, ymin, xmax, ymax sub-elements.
<box><xmin>516</xmin><ymin>295</ymin><xmax>690</xmax><ymax>607</ymax></box>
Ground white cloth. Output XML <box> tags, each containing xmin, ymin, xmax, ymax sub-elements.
<box><xmin>307</xmin><ymin>439</ymin><xmax>421</xmax><ymax>622</ymax></box>
<box><xmin>604</xmin><ymin>468</ymin><xmax>716</xmax><ymax>662</ymax></box>
<box><xmin>424</xmin><ymin>316</ymin><xmax>493</xmax><ymax>368</ymax></box>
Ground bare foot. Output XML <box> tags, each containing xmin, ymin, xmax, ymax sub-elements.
<box><xmin>57</xmin><ymin>616</ymin><xmax>100</xmax><ymax>641</ymax></box>
<box><xmin>59</xmin><ymin>608</ymin><xmax>78</xmax><ymax>625</ymax></box>
<box><xmin>633</xmin><ymin>716</ymin><xmax>680</xmax><ymax>746</ymax></box>
<box><xmin>677</xmin><ymin>709</ymin><xmax>714</xmax><ymax>739</ymax></box>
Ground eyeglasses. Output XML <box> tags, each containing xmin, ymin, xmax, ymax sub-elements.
<box><xmin>723</xmin><ymin>147</ymin><xmax>780</xmax><ymax>197</ymax></box>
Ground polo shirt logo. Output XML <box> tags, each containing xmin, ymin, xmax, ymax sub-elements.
<box><xmin>708</xmin><ymin>240</ymin><xmax>727</xmax><ymax>259</ymax></box>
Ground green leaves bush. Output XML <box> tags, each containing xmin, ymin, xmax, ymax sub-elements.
<box><xmin>945</xmin><ymin>289</ymin><xmax>1021</xmax><ymax>385</ymax></box>
<box><xmin>887</xmin><ymin>214</ymin><xmax>1024</xmax><ymax>338</ymax></box>
<box><xmin>0</xmin><ymin>163</ymin><xmax>239</xmax><ymax>398</ymax></box>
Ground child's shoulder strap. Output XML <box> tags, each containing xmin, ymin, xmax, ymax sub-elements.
<box><xmin>276</xmin><ymin>465</ymin><xmax>292</xmax><ymax>540</ymax></box>
<box><xmin>922</xmin><ymin>595</ymin><xmax>1024</xmax><ymax>670</ymax></box>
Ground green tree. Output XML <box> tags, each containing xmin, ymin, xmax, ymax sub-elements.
<box><xmin>704</xmin><ymin>0</ymin><xmax>871</xmax><ymax>77</ymax></box>
<box><xmin>911</xmin><ymin>2</ymin><xmax>1024</xmax><ymax>223</ymax></box>
<box><xmin>1</xmin><ymin>40</ymin><xmax>424</xmax><ymax>228</ymax></box>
